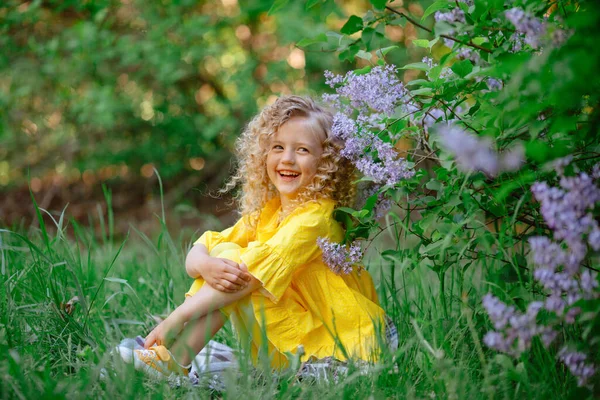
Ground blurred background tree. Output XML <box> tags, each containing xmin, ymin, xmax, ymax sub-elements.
<box><xmin>0</xmin><ymin>0</ymin><xmax>417</xmax><ymax>233</ymax></box>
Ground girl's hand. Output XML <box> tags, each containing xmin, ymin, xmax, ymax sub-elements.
<box><xmin>202</xmin><ymin>257</ymin><xmax>251</xmax><ymax>293</ymax></box>
<box><xmin>144</xmin><ymin>312</ymin><xmax>186</xmax><ymax>349</ymax></box>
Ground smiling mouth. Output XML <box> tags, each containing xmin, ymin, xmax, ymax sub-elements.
<box><xmin>278</xmin><ymin>171</ymin><xmax>300</xmax><ymax>180</ymax></box>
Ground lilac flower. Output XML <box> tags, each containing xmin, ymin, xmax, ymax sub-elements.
<box><xmin>485</xmin><ymin>162</ymin><xmax>600</xmax><ymax>387</ymax></box>
<box><xmin>592</xmin><ymin>163</ymin><xmax>600</xmax><ymax>180</ymax></box>
<box><xmin>485</xmin><ymin>78</ymin><xmax>503</xmax><ymax>92</ymax></box>
<box><xmin>531</xmin><ymin>173</ymin><xmax>600</xmax><ymax>246</ymax></box>
<box><xmin>356</xmin><ymin>183</ymin><xmax>394</xmax><ymax>218</ymax></box>
<box><xmin>588</xmin><ymin>228</ymin><xmax>600</xmax><ymax>251</ymax></box>
<box><xmin>422</xmin><ymin>57</ymin><xmax>454</xmax><ymax>80</ymax></box>
<box><xmin>423</xmin><ymin>108</ymin><xmax>445</xmax><ymax>129</ymax></box>
<box><xmin>558</xmin><ymin>348</ymin><xmax>597</xmax><ymax>387</ymax></box>
<box><xmin>456</xmin><ymin>47</ymin><xmax>482</xmax><ymax>64</ymax></box>
<box><xmin>317</xmin><ymin>237</ymin><xmax>363</xmax><ymax>275</ymax></box>
<box><xmin>482</xmin><ymin>294</ymin><xmax>515</xmax><ymax>330</ymax></box>
<box><xmin>324</xmin><ymin>67</ymin><xmax>415</xmax><ymax>187</ymax></box>
<box><xmin>482</xmin><ymin>294</ymin><xmax>547</xmax><ymax>355</ymax></box>
<box><xmin>324</xmin><ymin>65</ymin><xmax>407</xmax><ymax>117</ymax></box>
<box><xmin>437</xmin><ymin>123</ymin><xmax>499</xmax><ymax>176</ymax></box>
<box><xmin>504</xmin><ymin>7</ymin><xmax>571</xmax><ymax>50</ymax></box>
<box><xmin>507</xmin><ymin>33</ymin><xmax>525</xmax><ymax>53</ymax></box>
<box><xmin>505</xmin><ymin>8</ymin><xmax>546</xmax><ymax>49</ymax></box>
<box><xmin>434</xmin><ymin>8</ymin><xmax>465</xmax><ymax>24</ymax></box>
<box><xmin>499</xmin><ymin>144</ymin><xmax>524</xmax><ymax>171</ymax></box>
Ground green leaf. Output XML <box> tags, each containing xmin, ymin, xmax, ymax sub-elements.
<box><xmin>354</xmin><ymin>65</ymin><xmax>373</xmax><ymax>75</ymax></box>
<box><xmin>493</xmin><ymin>171</ymin><xmax>536</xmax><ymax>202</ymax></box>
<box><xmin>401</xmin><ymin>62</ymin><xmax>430</xmax><ymax>71</ymax></box>
<box><xmin>412</xmin><ymin>39</ymin><xmax>430</xmax><ymax>48</ymax></box>
<box><xmin>296</xmin><ymin>33</ymin><xmax>328</xmax><ymax>47</ymax></box>
<box><xmin>422</xmin><ymin>0</ymin><xmax>451</xmax><ymax>21</ymax></box>
<box><xmin>411</xmin><ymin>87</ymin><xmax>433</xmax><ymax>96</ymax></box>
<box><xmin>451</xmin><ymin>59</ymin><xmax>473</xmax><ymax>77</ymax></box>
<box><xmin>341</xmin><ymin>15</ymin><xmax>363</xmax><ymax>35</ymax></box>
<box><xmin>339</xmin><ymin>43</ymin><xmax>360</xmax><ymax>62</ymax></box>
<box><xmin>268</xmin><ymin>0</ymin><xmax>289</xmax><ymax>15</ymax></box>
<box><xmin>356</xmin><ymin>50</ymin><xmax>373</xmax><ymax>61</ymax></box>
<box><xmin>305</xmin><ymin>0</ymin><xmax>321</xmax><ymax>10</ymax></box>
<box><xmin>361</xmin><ymin>27</ymin><xmax>377</xmax><ymax>50</ymax></box>
<box><xmin>375</xmin><ymin>45</ymin><xmax>399</xmax><ymax>58</ymax></box>
<box><xmin>369</xmin><ymin>0</ymin><xmax>388</xmax><ymax>10</ymax></box>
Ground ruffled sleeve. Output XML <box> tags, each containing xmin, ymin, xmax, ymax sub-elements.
<box><xmin>240</xmin><ymin>201</ymin><xmax>334</xmax><ymax>303</ymax></box>
<box><xmin>194</xmin><ymin>214</ymin><xmax>255</xmax><ymax>252</ymax></box>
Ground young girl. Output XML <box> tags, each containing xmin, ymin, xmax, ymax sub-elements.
<box><xmin>121</xmin><ymin>96</ymin><xmax>392</xmax><ymax>378</ymax></box>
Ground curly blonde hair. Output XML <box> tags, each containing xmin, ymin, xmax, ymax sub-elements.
<box><xmin>223</xmin><ymin>95</ymin><xmax>356</xmax><ymax>228</ymax></box>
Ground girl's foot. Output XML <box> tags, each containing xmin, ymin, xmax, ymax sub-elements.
<box><xmin>131</xmin><ymin>345</ymin><xmax>190</xmax><ymax>379</ymax></box>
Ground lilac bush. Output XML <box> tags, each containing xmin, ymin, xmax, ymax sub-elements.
<box><xmin>295</xmin><ymin>0</ymin><xmax>600</xmax><ymax>393</ymax></box>
<box><xmin>483</xmin><ymin>161</ymin><xmax>600</xmax><ymax>387</ymax></box>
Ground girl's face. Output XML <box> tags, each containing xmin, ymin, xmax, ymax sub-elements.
<box><xmin>266</xmin><ymin>116</ymin><xmax>324</xmax><ymax>209</ymax></box>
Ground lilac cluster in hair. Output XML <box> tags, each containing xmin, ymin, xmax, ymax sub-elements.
<box><xmin>437</xmin><ymin>123</ymin><xmax>524</xmax><ymax>177</ymax></box>
<box><xmin>317</xmin><ymin>237</ymin><xmax>363</xmax><ymax>275</ymax></box>
<box><xmin>323</xmin><ymin>66</ymin><xmax>415</xmax><ymax>189</ymax></box>
<box><xmin>483</xmin><ymin>159</ymin><xmax>600</xmax><ymax>387</ymax></box>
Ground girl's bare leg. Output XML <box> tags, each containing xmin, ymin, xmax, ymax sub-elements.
<box><xmin>175</xmin><ymin>275</ymin><xmax>260</xmax><ymax>322</ymax></box>
<box><xmin>170</xmin><ymin>310</ymin><xmax>226</xmax><ymax>366</ymax></box>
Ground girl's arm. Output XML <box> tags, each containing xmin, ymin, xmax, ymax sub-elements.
<box><xmin>185</xmin><ymin>243</ymin><xmax>252</xmax><ymax>292</ymax></box>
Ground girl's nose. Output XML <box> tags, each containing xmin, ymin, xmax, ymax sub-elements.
<box><xmin>281</xmin><ymin>149</ymin><xmax>295</xmax><ymax>164</ymax></box>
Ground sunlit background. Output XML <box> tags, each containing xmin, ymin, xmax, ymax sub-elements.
<box><xmin>0</xmin><ymin>0</ymin><xmax>426</xmax><ymax>235</ymax></box>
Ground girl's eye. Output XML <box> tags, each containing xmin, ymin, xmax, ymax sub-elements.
<box><xmin>272</xmin><ymin>145</ymin><xmax>283</xmax><ymax>150</ymax></box>
<box><xmin>299</xmin><ymin>147</ymin><xmax>309</xmax><ymax>153</ymax></box>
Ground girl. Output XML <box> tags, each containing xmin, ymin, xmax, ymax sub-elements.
<box><xmin>121</xmin><ymin>96</ymin><xmax>391</xmax><ymax>378</ymax></box>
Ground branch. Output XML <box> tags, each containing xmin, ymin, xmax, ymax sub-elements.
<box><xmin>385</xmin><ymin>6</ymin><xmax>493</xmax><ymax>54</ymax></box>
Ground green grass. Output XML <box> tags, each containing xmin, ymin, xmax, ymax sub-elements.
<box><xmin>0</xmin><ymin>197</ymin><xmax>583</xmax><ymax>399</ymax></box>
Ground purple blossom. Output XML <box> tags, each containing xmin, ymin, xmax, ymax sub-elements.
<box><xmin>434</xmin><ymin>8</ymin><xmax>465</xmax><ymax>24</ymax></box>
<box><xmin>483</xmin><ymin>294</ymin><xmax>515</xmax><ymax>330</ymax></box>
<box><xmin>482</xmin><ymin>294</ymin><xmax>547</xmax><ymax>355</ymax></box>
<box><xmin>324</xmin><ymin>68</ymin><xmax>415</xmax><ymax>187</ymax></box>
<box><xmin>456</xmin><ymin>47</ymin><xmax>482</xmax><ymax>64</ymax></box>
<box><xmin>356</xmin><ymin>183</ymin><xmax>394</xmax><ymax>218</ymax></box>
<box><xmin>504</xmin><ymin>7</ymin><xmax>571</xmax><ymax>50</ymax></box>
<box><xmin>558</xmin><ymin>348</ymin><xmax>597</xmax><ymax>387</ymax></box>
<box><xmin>324</xmin><ymin>65</ymin><xmax>407</xmax><ymax>117</ymax></box>
<box><xmin>505</xmin><ymin>8</ymin><xmax>546</xmax><ymax>49</ymax></box>
<box><xmin>330</xmin><ymin>112</ymin><xmax>414</xmax><ymax>186</ymax></box>
<box><xmin>422</xmin><ymin>55</ymin><xmax>454</xmax><ymax>81</ymax></box>
<box><xmin>437</xmin><ymin>123</ymin><xmax>525</xmax><ymax>177</ymax></box>
<box><xmin>531</xmin><ymin>173</ymin><xmax>600</xmax><ymax>246</ymax></box>
<box><xmin>437</xmin><ymin>123</ymin><xmax>499</xmax><ymax>176</ymax></box>
<box><xmin>499</xmin><ymin>144</ymin><xmax>524</xmax><ymax>171</ymax></box>
<box><xmin>485</xmin><ymin>78</ymin><xmax>503</xmax><ymax>92</ymax></box>
<box><xmin>485</xmin><ymin>162</ymin><xmax>600</xmax><ymax>387</ymax></box>
<box><xmin>423</xmin><ymin>108</ymin><xmax>445</xmax><ymax>129</ymax></box>
<box><xmin>317</xmin><ymin>237</ymin><xmax>363</xmax><ymax>275</ymax></box>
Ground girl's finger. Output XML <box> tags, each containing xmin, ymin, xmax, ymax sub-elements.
<box><xmin>214</xmin><ymin>283</ymin><xmax>229</xmax><ymax>293</ymax></box>
<box><xmin>223</xmin><ymin>264</ymin><xmax>251</xmax><ymax>282</ymax></box>
<box><xmin>220</xmin><ymin>259</ymin><xmax>239</xmax><ymax>269</ymax></box>
<box><xmin>238</xmin><ymin>263</ymin><xmax>252</xmax><ymax>281</ymax></box>
<box><xmin>145</xmin><ymin>331</ymin><xmax>156</xmax><ymax>349</ymax></box>
<box><xmin>223</xmin><ymin>272</ymin><xmax>247</xmax><ymax>288</ymax></box>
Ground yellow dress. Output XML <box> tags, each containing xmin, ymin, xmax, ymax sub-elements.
<box><xmin>190</xmin><ymin>197</ymin><xmax>386</xmax><ymax>368</ymax></box>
